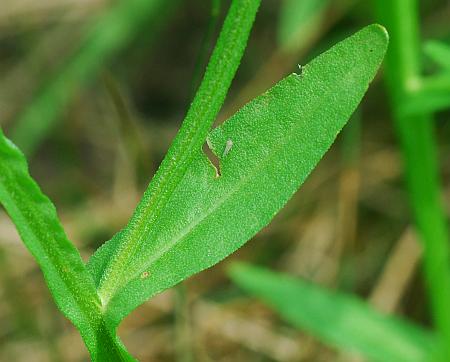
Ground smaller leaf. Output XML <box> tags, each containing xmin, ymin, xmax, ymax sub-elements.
<box><xmin>229</xmin><ymin>263</ymin><xmax>438</xmax><ymax>362</ymax></box>
<box><xmin>400</xmin><ymin>71</ymin><xmax>450</xmax><ymax>116</ymax></box>
<box><xmin>0</xmin><ymin>128</ymin><xmax>133</xmax><ymax>361</ymax></box>
<box><xmin>400</xmin><ymin>89</ymin><xmax>450</xmax><ymax>117</ymax></box>
<box><xmin>424</xmin><ymin>40</ymin><xmax>450</xmax><ymax>70</ymax></box>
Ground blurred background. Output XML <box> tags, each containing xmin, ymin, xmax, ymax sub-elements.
<box><xmin>0</xmin><ymin>0</ymin><xmax>449</xmax><ymax>361</ymax></box>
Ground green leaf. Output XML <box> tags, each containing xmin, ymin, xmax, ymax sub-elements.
<box><xmin>399</xmin><ymin>71</ymin><xmax>450</xmax><ymax>116</ymax></box>
<box><xmin>229</xmin><ymin>263</ymin><xmax>438</xmax><ymax>362</ymax></box>
<box><xmin>278</xmin><ymin>0</ymin><xmax>329</xmax><ymax>51</ymax></box>
<box><xmin>0</xmin><ymin>129</ymin><xmax>134</xmax><ymax>361</ymax></box>
<box><xmin>400</xmin><ymin>89</ymin><xmax>450</xmax><ymax>117</ymax></box>
<box><xmin>424</xmin><ymin>40</ymin><xmax>450</xmax><ymax>70</ymax></box>
<box><xmin>10</xmin><ymin>0</ymin><xmax>179</xmax><ymax>156</ymax></box>
<box><xmin>87</xmin><ymin>0</ymin><xmax>262</xmax><ymax>321</ymax></box>
<box><xmin>88</xmin><ymin>24</ymin><xmax>388</xmax><ymax>326</ymax></box>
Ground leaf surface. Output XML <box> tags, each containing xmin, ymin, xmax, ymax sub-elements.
<box><xmin>229</xmin><ymin>263</ymin><xmax>437</xmax><ymax>362</ymax></box>
<box><xmin>88</xmin><ymin>24</ymin><xmax>388</xmax><ymax>326</ymax></box>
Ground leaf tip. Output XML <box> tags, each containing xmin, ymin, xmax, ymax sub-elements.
<box><xmin>366</xmin><ymin>23</ymin><xmax>389</xmax><ymax>52</ymax></box>
<box><xmin>372</xmin><ymin>23</ymin><xmax>389</xmax><ymax>39</ymax></box>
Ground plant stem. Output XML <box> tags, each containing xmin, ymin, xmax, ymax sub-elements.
<box><xmin>175</xmin><ymin>2</ymin><xmax>223</xmax><ymax>361</ymax></box>
<box><xmin>375</xmin><ymin>0</ymin><xmax>450</xmax><ymax>356</ymax></box>
<box><xmin>175</xmin><ymin>284</ymin><xmax>192</xmax><ymax>362</ymax></box>
<box><xmin>189</xmin><ymin>0</ymin><xmax>223</xmax><ymax>99</ymax></box>
<box><xmin>97</xmin><ymin>0</ymin><xmax>261</xmax><ymax>306</ymax></box>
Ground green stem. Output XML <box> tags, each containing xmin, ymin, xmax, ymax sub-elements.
<box><xmin>189</xmin><ymin>0</ymin><xmax>223</xmax><ymax>99</ymax></box>
<box><xmin>175</xmin><ymin>284</ymin><xmax>192</xmax><ymax>362</ymax></box>
<box><xmin>97</xmin><ymin>0</ymin><xmax>261</xmax><ymax>305</ymax></box>
<box><xmin>375</xmin><ymin>0</ymin><xmax>450</xmax><ymax>357</ymax></box>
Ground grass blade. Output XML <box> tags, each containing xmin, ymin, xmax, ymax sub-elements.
<box><xmin>424</xmin><ymin>40</ymin><xmax>450</xmax><ymax>70</ymax></box>
<box><xmin>400</xmin><ymin>89</ymin><xmax>450</xmax><ymax>116</ymax></box>
<box><xmin>10</xmin><ymin>0</ymin><xmax>177</xmax><ymax>156</ymax></box>
<box><xmin>0</xmin><ymin>129</ymin><xmax>134</xmax><ymax>361</ymax></box>
<box><xmin>88</xmin><ymin>24</ymin><xmax>388</xmax><ymax>326</ymax></box>
<box><xmin>229</xmin><ymin>263</ymin><xmax>437</xmax><ymax>362</ymax></box>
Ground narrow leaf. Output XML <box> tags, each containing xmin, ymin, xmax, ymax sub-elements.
<box><xmin>424</xmin><ymin>40</ymin><xmax>450</xmax><ymax>70</ymax></box>
<box><xmin>400</xmin><ymin>89</ymin><xmax>450</xmax><ymax>117</ymax></box>
<box><xmin>229</xmin><ymin>263</ymin><xmax>438</xmax><ymax>362</ymax></box>
<box><xmin>0</xmin><ymin>129</ymin><xmax>133</xmax><ymax>361</ymax></box>
<box><xmin>88</xmin><ymin>24</ymin><xmax>388</xmax><ymax>327</ymax></box>
<box><xmin>399</xmin><ymin>69</ymin><xmax>450</xmax><ymax>116</ymax></box>
<box><xmin>10</xmin><ymin>0</ymin><xmax>178</xmax><ymax>156</ymax></box>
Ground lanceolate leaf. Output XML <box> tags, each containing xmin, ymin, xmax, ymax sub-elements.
<box><xmin>0</xmin><ymin>129</ymin><xmax>134</xmax><ymax>361</ymax></box>
<box><xmin>88</xmin><ymin>25</ymin><xmax>388</xmax><ymax>326</ymax></box>
<box><xmin>229</xmin><ymin>263</ymin><xmax>438</xmax><ymax>362</ymax></box>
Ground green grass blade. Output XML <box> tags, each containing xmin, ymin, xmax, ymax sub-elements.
<box><xmin>399</xmin><ymin>68</ymin><xmax>450</xmax><ymax>116</ymax></box>
<box><xmin>424</xmin><ymin>40</ymin><xmax>450</xmax><ymax>70</ymax></box>
<box><xmin>278</xmin><ymin>0</ymin><xmax>330</xmax><ymax>52</ymax></box>
<box><xmin>229</xmin><ymin>263</ymin><xmax>437</xmax><ymax>362</ymax></box>
<box><xmin>10</xmin><ymin>0</ymin><xmax>177</xmax><ymax>156</ymax></box>
<box><xmin>399</xmin><ymin>89</ymin><xmax>450</xmax><ymax>116</ymax></box>
<box><xmin>88</xmin><ymin>24</ymin><xmax>388</xmax><ymax>326</ymax></box>
<box><xmin>0</xmin><ymin>129</ymin><xmax>134</xmax><ymax>361</ymax></box>
<box><xmin>90</xmin><ymin>0</ymin><xmax>262</xmax><ymax>311</ymax></box>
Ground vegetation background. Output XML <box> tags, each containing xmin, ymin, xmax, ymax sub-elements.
<box><xmin>0</xmin><ymin>0</ymin><xmax>449</xmax><ymax>361</ymax></box>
